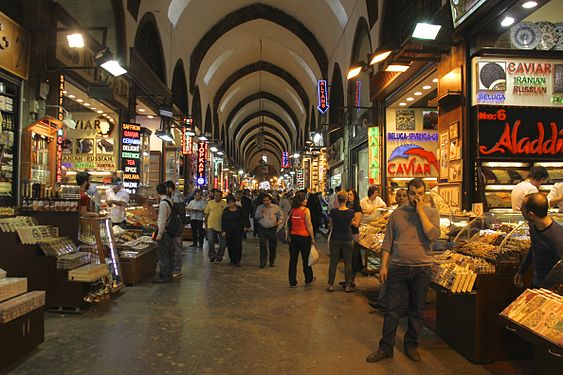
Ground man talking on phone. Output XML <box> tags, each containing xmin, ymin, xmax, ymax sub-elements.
<box><xmin>367</xmin><ymin>178</ymin><xmax>440</xmax><ymax>363</ymax></box>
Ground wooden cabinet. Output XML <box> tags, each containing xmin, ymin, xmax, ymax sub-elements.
<box><xmin>0</xmin><ymin>307</ymin><xmax>45</xmax><ymax>370</ymax></box>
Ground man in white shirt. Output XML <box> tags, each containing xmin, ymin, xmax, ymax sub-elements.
<box><xmin>361</xmin><ymin>186</ymin><xmax>387</xmax><ymax>223</ymax></box>
<box><xmin>510</xmin><ymin>166</ymin><xmax>549</xmax><ymax>211</ymax></box>
<box><xmin>105</xmin><ymin>179</ymin><xmax>129</xmax><ymax>228</ymax></box>
<box><xmin>187</xmin><ymin>189</ymin><xmax>207</xmax><ymax>248</ymax></box>
<box><xmin>547</xmin><ymin>182</ymin><xmax>563</xmax><ymax>212</ymax></box>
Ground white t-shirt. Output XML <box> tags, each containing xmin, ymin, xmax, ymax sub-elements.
<box><xmin>511</xmin><ymin>180</ymin><xmax>538</xmax><ymax>211</ymax></box>
<box><xmin>105</xmin><ymin>188</ymin><xmax>130</xmax><ymax>223</ymax></box>
<box><xmin>547</xmin><ymin>182</ymin><xmax>563</xmax><ymax>212</ymax></box>
<box><xmin>187</xmin><ymin>199</ymin><xmax>207</xmax><ymax>221</ymax></box>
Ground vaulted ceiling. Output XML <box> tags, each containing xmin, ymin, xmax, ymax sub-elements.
<box><xmin>138</xmin><ymin>0</ymin><xmax>365</xmax><ymax>172</ymax></box>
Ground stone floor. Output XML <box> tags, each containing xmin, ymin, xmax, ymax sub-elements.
<box><xmin>4</xmin><ymin>237</ymin><xmax>493</xmax><ymax>375</ymax></box>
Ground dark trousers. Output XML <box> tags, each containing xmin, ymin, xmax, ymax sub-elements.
<box><xmin>328</xmin><ymin>239</ymin><xmax>354</xmax><ymax>286</ymax></box>
<box><xmin>226</xmin><ymin>231</ymin><xmax>243</xmax><ymax>265</ymax></box>
<box><xmin>190</xmin><ymin>220</ymin><xmax>204</xmax><ymax>247</ymax></box>
<box><xmin>288</xmin><ymin>235</ymin><xmax>314</xmax><ymax>286</ymax></box>
<box><xmin>379</xmin><ymin>265</ymin><xmax>432</xmax><ymax>354</ymax></box>
<box><xmin>259</xmin><ymin>226</ymin><xmax>277</xmax><ymax>266</ymax></box>
<box><xmin>156</xmin><ymin>233</ymin><xmax>174</xmax><ymax>281</ymax></box>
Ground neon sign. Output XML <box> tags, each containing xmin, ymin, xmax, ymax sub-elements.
<box><xmin>355</xmin><ymin>81</ymin><xmax>361</xmax><ymax>111</ymax></box>
<box><xmin>56</xmin><ymin>129</ymin><xmax>63</xmax><ymax>183</ymax></box>
<box><xmin>282</xmin><ymin>151</ymin><xmax>289</xmax><ymax>168</ymax></box>
<box><xmin>58</xmin><ymin>74</ymin><xmax>65</xmax><ymax>121</ymax></box>
<box><xmin>197</xmin><ymin>141</ymin><xmax>208</xmax><ymax>186</ymax></box>
<box><xmin>387</xmin><ymin>132</ymin><xmax>439</xmax><ymax>142</ymax></box>
<box><xmin>120</xmin><ymin>123</ymin><xmax>141</xmax><ymax>192</ymax></box>
<box><xmin>368</xmin><ymin>126</ymin><xmax>380</xmax><ymax>185</ymax></box>
<box><xmin>317</xmin><ymin>80</ymin><xmax>329</xmax><ymax>114</ymax></box>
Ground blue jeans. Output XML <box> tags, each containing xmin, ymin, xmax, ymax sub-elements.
<box><xmin>207</xmin><ymin>229</ymin><xmax>226</xmax><ymax>260</ymax></box>
<box><xmin>379</xmin><ymin>265</ymin><xmax>432</xmax><ymax>354</ymax></box>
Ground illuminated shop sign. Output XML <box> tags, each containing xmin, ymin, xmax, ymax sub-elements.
<box><xmin>387</xmin><ymin>144</ymin><xmax>439</xmax><ymax>176</ymax></box>
<box><xmin>58</xmin><ymin>74</ymin><xmax>65</xmax><ymax>121</ymax></box>
<box><xmin>213</xmin><ymin>157</ymin><xmax>222</xmax><ymax>190</ymax></box>
<box><xmin>56</xmin><ymin>129</ymin><xmax>63</xmax><ymax>183</ymax></box>
<box><xmin>282</xmin><ymin>151</ymin><xmax>289</xmax><ymax>168</ymax></box>
<box><xmin>368</xmin><ymin>126</ymin><xmax>381</xmax><ymax>185</ymax></box>
<box><xmin>477</xmin><ymin>106</ymin><xmax>563</xmax><ymax>159</ymax></box>
<box><xmin>120</xmin><ymin>123</ymin><xmax>141</xmax><ymax>191</ymax></box>
<box><xmin>387</xmin><ymin>132</ymin><xmax>439</xmax><ymax>142</ymax></box>
<box><xmin>355</xmin><ymin>81</ymin><xmax>361</xmax><ymax>111</ymax></box>
<box><xmin>296</xmin><ymin>168</ymin><xmax>304</xmax><ymax>189</ymax></box>
<box><xmin>197</xmin><ymin>141</ymin><xmax>207</xmax><ymax>186</ymax></box>
<box><xmin>473</xmin><ymin>57</ymin><xmax>563</xmax><ymax>107</ymax></box>
<box><xmin>317</xmin><ymin>80</ymin><xmax>329</xmax><ymax>114</ymax></box>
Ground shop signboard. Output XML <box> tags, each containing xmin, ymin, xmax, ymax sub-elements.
<box><xmin>296</xmin><ymin>168</ymin><xmax>304</xmax><ymax>189</ymax></box>
<box><xmin>56</xmin><ymin>129</ymin><xmax>63</xmax><ymax>183</ymax></box>
<box><xmin>282</xmin><ymin>151</ymin><xmax>289</xmax><ymax>168</ymax></box>
<box><xmin>355</xmin><ymin>81</ymin><xmax>361</xmax><ymax>111</ymax></box>
<box><xmin>61</xmin><ymin>113</ymin><xmax>118</xmax><ymax>171</ymax></box>
<box><xmin>197</xmin><ymin>141</ymin><xmax>207</xmax><ymax>186</ymax></box>
<box><xmin>213</xmin><ymin>157</ymin><xmax>222</xmax><ymax>190</ymax></box>
<box><xmin>385</xmin><ymin>108</ymin><xmax>440</xmax><ymax>178</ymax></box>
<box><xmin>473</xmin><ymin>57</ymin><xmax>563</xmax><ymax>107</ymax></box>
<box><xmin>317</xmin><ymin>80</ymin><xmax>329</xmax><ymax>114</ymax></box>
<box><xmin>368</xmin><ymin>126</ymin><xmax>381</xmax><ymax>185</ymax></box>
<box><xmin>120</xmin><ymin>123</ymin><xmax>141</xmax><ymax>191</ymax></box>
<box><xmin>477</xmin><ymin>105</ymin><xmax>563</xmax><ymax>159</ymax></box>
<box><xmin>0</xmin><ymin>11</ymin><xmax>30</xmax><ymax>80</ymax></box>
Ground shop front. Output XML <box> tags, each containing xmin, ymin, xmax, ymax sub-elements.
<box><xmin>0</xmin><ymin>11</ymin><xmax>30</xmax><ymax>209</ymax></box>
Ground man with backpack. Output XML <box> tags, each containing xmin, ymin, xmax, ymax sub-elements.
<box><xmin>165</xmin><ymin>181</ymin><xmax>186</xmax><ymax>278</ymax></box>
<box><xmin>154</xmin><ymin>182</ymin><xmax>185</xmax><ymax>283</ymax></box>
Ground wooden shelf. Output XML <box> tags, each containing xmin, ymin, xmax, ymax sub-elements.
<box><xmin>428</xmin><ymin>90</ymin><xmax>462</xmax><ymax>107</ymax></box>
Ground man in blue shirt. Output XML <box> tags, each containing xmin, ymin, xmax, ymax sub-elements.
<box><xmin>514</xmin><ymin>193</ymin><xmax>563</xmax><ymax>289</ymax></box>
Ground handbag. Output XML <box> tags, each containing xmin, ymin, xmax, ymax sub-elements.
<box><xmin>308</xmin><ymin>244</ymin><xmax>320</xmax><ymax>266</ymax></box>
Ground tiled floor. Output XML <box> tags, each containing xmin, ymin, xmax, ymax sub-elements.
<box><xmin>5</xmin><ymin>237</ymin><xmax>493</xmax><ymax>374</ymax></box>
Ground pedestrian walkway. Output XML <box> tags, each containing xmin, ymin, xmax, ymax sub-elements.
<box><xmin>5</xmin><ymin>237</ymin><xmax>490</xmax><ymax>375</ymax></box>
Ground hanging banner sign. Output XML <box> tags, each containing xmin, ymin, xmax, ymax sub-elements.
<box><xmin>186</xmin><ymin>134</ymin><xmax>193</xmax><ymax>155</ymax></box>
<box><xmin>120</xmin><ymin>123</ymin><xmax>141</xmax><ymax>191</ymax></box>
<box><xmin>296</xmin><ymin>168</ymin><xmax>304</xmax><ymax>189</ymax></box>
<box><xmin>355</xmin><ymin>81</ymin><xmax>361</xmax><ymax>111</ymax></box>
<box><xmin>282</xmin><ymin>151</ymin><xmax>289</xmax><ymax>168</ymax></box>
<box><xmin>56</xmin><ymin>129</ymin><xmax>63</xmax><ymax>183</ymax></box>
<box><xmin>197</xmin><ymin>142</ymin><xmax>208</xmax><ymax>186</ymax></box>
<box><xmin>181</xmin><ymin>126</ymin><xmax>188</xmax><ymax>155</ymax></box>
<box><xmin>368</xmin><ymin>126</ymin><xmax>381</xmax><ymax>185</ymax></box>
<box><xmin>213</xmin><ymin>157</ymin><xmax>222</xmax><ymax>190</ymax></box>
<box><xmin>317</xmin><ymin>80</ymin><xmax>329</xmax><ymax>113</ymax></box>
<box><xmin>477</xmin><ymin>105</ymin><xmax>563</xmax><ymax>159</ymax></box>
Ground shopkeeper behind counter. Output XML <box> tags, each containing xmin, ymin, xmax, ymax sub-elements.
<box><xmin>76</xmin><ymin>172</ymin><xmax>99</xmax><ymax>218</ymax></box>
<box><xmin>105</xmin><ymin>179</ymin><xmax>130</xmax><ymax>228</ymax></box>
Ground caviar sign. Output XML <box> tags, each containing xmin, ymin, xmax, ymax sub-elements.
<box><xmin>473</xmin><ymin>57</ymin><xmax>563</xmax><ymax>107</ymax></box>
<box><xmin>477</xmin><ymin>106</ymin><xmax>562</xmax><ymax>159</ymax></box>
<box><xmin>120</xmin><ymin>123</ymin><xmax>141</xmax><ymax>191</ymax></box>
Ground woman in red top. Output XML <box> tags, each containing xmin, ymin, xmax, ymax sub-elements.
<box><xmin>287</xmin><ymin>191</ymin><xmax>316</xmax><ymax>288</ymax></box>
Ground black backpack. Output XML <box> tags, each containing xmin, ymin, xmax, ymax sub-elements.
<box><xmin>164</xmin><ymin>199</ymin><xmax>184</xmax><ymax>237</ymax></box>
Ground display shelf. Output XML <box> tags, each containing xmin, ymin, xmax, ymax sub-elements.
<box><xmin>119</xmin><ymin>244</ymin><xmax>157</xmax><ymax>285</ymax></box>
<box><xmin>499</xmin><ymin>315</ymin><xmax>563</xmax><ymax>375</ymax></box>
<box><xmin>0</xmin><ymin>307</ymin><xmax>44</xmax><ymax>370</ymax></box>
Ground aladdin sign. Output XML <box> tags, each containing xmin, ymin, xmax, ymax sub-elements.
<box><xmin>477</xmin><ymin>106</ymin><xmax>562</xmax><ymax>159</ymax></box>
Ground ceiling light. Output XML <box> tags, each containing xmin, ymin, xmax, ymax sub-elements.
<box><xmin>66</xmin><ymin>33</ymin><xmax>84</xmax><ymax>48</ymax></box>
<box><xmin>96</xmin><ymin>110</ymin><xmax>103</xmax><ymax>114</ymax></box>
<box><xmin>217</xmin><ymin>151</ymin><xmax>224</xmax><ymax>156</ymax></box>
<box><xmin>290</xmin><ymin>171</ymin><xmax>295</xmax><ymax>175</ymax></box>
<box><xmin>501</xmin><ymin>16</ymin><xmax>515</xmax><ymax>27</ymax></box>
<box><xmin>147</xmin><ymin>115</ymin><xmax>154</xmax><ymax>119</ymax></box>
<box><xmin>412</xmin><ymin>23</ymin><xmax>442</xmax><ymax>40</ymax></box>
<box><xmin>422</xmin><ymin>85</ymin><xmax>431</xmax><ymax>90</ymax></box>
<box><xmin>68</xmin><ymin>94</ymin><xmax>76</xmax><ymax>99</ymax></box>
<box><xmin>414</xmin><ymin>92</ymin><xmax>422</xmax><ymax>96</ymax></box>
<box><xmin>83</xmin><ymin>103</ymin><xmax>91</xmax><ymax>107</ymax></box>
<box><xmin>522</xmin><ymin>1</ymin><xmax>538</xmax><ymax>9</ymax></box>
<box><xmin>210</xmin><ymin>146</ymin><xmax>218</xmax><ymax>153</ymax></box>
<box><xmin>369</xmin><ymin>49</ymin><xmax>392</xmax><ymax>65</ymax></box>
<box><xmin>347</xmin><ymin>65</ymin><xmax>363</xmax><ymax>80</ymax></box>
<box><xmin>385</xmin><ymin>64</ymin><xmax>410</xmax><ymax>72</ymax></box>
<box><xmin>138</xmin><ymin>108</ymin><xmax>146</xmax><ymax>113</ymax></box>
<box><xmin>406</xmin><ymin>97</ymin><xmax>414</xmax><ymax>101</ymax></box>
<box><xmin>432</xmin><ymin>78</ymin><xmax>438</xmax><ymax>83</ymax></box>
<box><xmin>399</xmin><ymin>102</ymin><xmax>407</xmax><ymax>106</ymax></box>
<box><xmin>198</xmin><ymin>135</ymin><xmax>208</xmax><ymax>141</ymax></box>
<box><xmin>76</xmin><ymin>98</ymin><xmax>83</xmax><ymax>103</ymax></box>
<box><xmin>100</xmin><ymin>60</ymin><xmax>127</xmax><ymax>77</ymax></box>
<box><xmin>62</xmin><ymin>90</ymin><xmax>68</xmax><ymax>94</ymax></box>
<box><xmin>91</xmin><ymin>107</ymin><xmax>97</xmax><ymax>110</ymax></box>
<box><xmin>156</xmin><ymin>130</ymin><xmax>174</xmax><ymax>142</ymax></box>
<box><xmin>293</xmin><ymin>153</ymin><xmax>300</xmax><ymax>158</ymax></box>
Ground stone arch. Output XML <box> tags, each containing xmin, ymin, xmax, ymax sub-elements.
<box><xmin>171</xmin><ymin>59</ymin><xmax>189</xmax><ymax>115</ymax></box>
<box><xmin>242</xmin><ymin>133</ymin><xmax>285</xmax><ymax>161</ymax></box>
<box><xmin>127</xmin><ymin>0</ymin><xmax>141</xmax><ymax>21</ymax></box>
<box><xmin>191</xmin><ymin>86</ymin><xmax>202</xmax><ymax>131</ymax></box>
<box><xmin>310</xmin><ymin>106</ymin><xmax>317</xmax><ymax>133</ymax></box>
<box><xmin>134</xmin><ymin>12</ymin><xmax>166</xmax><ymax>84</ymax></box>
<box><xmin>247</xmin><ymin>145</ymin><xmax>283</xmax><ymax>167</ymax></box>
<box><xmin>189</xmin><ymin>3</ymin><xmax>328</xmax><ymax>92</ymax></box>
<box><xmin>204</xmin><ymin>105</ymin><xmax>212</xmax><ymax>136</ymax></box>
<box><xmin>366</xmin><ymin>0</ymin><xmax>379</xmax><ymax>29</ymax></box>
<box><xmin>239</xmin><ymin>125</ymin><xmax>290</xmax><ymax>154</ymax></box>
<box><xmin>347</xmin><ymin>17</ymin><xmax>372</xmax><ymax>123</ymax></box>
<box><xmin>231</xmin><ymin>110</ymin><xmax>294</xmax><ymax>152</ymax></box>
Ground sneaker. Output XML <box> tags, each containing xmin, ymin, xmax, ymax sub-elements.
<box><xmin>172</xmin><ymin>271</ymin><xmax>183</xmax><ymax>278</ymax></box>
<box><xmin>289</xmin><ymin>284</ymin><xmax>298</xmax><ymax>288</ymax></box>
<box><xmin>209</xmin><ymin>258</ymin><xmax>216</xmax><ymax>263</ymax></box>
<box><xmin>404</xmin><ymin>347</ymin><xmax>421</xmax><ymax>362</ymax></box>
<box><xmin>366</xmin><ymin>350</ymin><xmax>393</xmax><ymax>363</ymax></box>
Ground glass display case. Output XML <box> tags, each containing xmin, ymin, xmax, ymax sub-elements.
<box><xmin>78</xmin><ymin>217</ymin><xmax>123</xmax><ymax>292</ymax></box>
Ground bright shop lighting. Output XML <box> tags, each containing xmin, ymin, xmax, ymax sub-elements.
<box><xmin>83</xmin><ymin>103</ymin><xmax>91</xmax><ymax>107</ymax></box>
<box><xmin>100</xmin><ymin>60</ymin><xmax>127</xmax><ymax>77</ymax></box>
<box><xmin>347</xmin><ymin>66</ymin><xmax>363</xmax><ymax>80</ymax></box>
<box><xmin>406</xmin><ymin>97</ymin><xmax>414</xmax><ymax>101</ymax></box>
<box><xmin>414</xmin><ymin>92</ymin><xmax>422</xmax><ymax>96</ymax></box>
<box><xmin>210</xmin><ymin>146</ymin><xmax>218</xmax><ymax>153</ymax></box>
<box><xmin>198</xmin><ymin>135</ymin><xmax>208</xmax><ymax>141</ymax></box>
<box><xmin>138</xmin><ymin>108</ymin><xmax>146</xmax><ymax>112</ymax></box>
<box><xmin>147</xmin><ymin>115</ymin><xmax>154</xmax><ymax>119</ymax></box>
<box><xmin>217</xmin><ymin>151</ymin><xmax>224</xmax><ymax>156</ymax></box>
<box><xmin>482</xmin><ymin>162</ymin><xmax>527</xmax><ymax>168</ymax></box>
<box><xmin>385</xmin><ymin>64</ymin><xmax>410</xmax><ymax>72</ymax></box>
<box><xmin>66</xmin><ymin>33</ymin><xmax>84</xmax><ymax>48</ymax></box>
<box><xmin>96</xmin><ymin>110</ymin><xmax>103</xmax><ymax>114</ymax></box>
<box><xmin>423</xmin><ymin>85</ymin><xmax>432</xmax><ymax>90</ymax></box>
<box><xmin>399</xmin><ymin>103</ymin><xmax>407</xmax><ymax>106</ymax></box>
<box><xmin>68</xmin><ymin>94</ymin><xmax>76</xmax><ymax>99</ymax></box>
<box><xmin>522</xmin><ymin>1</ymin><xmax>538</xmax><ymax>9</ymax></box>
<box><xmin>292</xmin><ymin>153</ymin><xmax>300</xmax><ymax>158</ymax></box>
<box><xmin>76</xmin><ymin>98</ymin><xmax>83</xmax><ymax>103</ymax></box>
<box><xmin>369</xmin><ymin>49</ymin><xmax>392</xmax><ymax>65</ymax></box>
<box><xmin>501</xmin><ymin>16</ymin><xmax>515</xmax><ymax>27</ymax></box>
<box><xmin>412</xmin><ymin>23</ymin><xmax>442</xmax><ymax>40</ymax></box>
